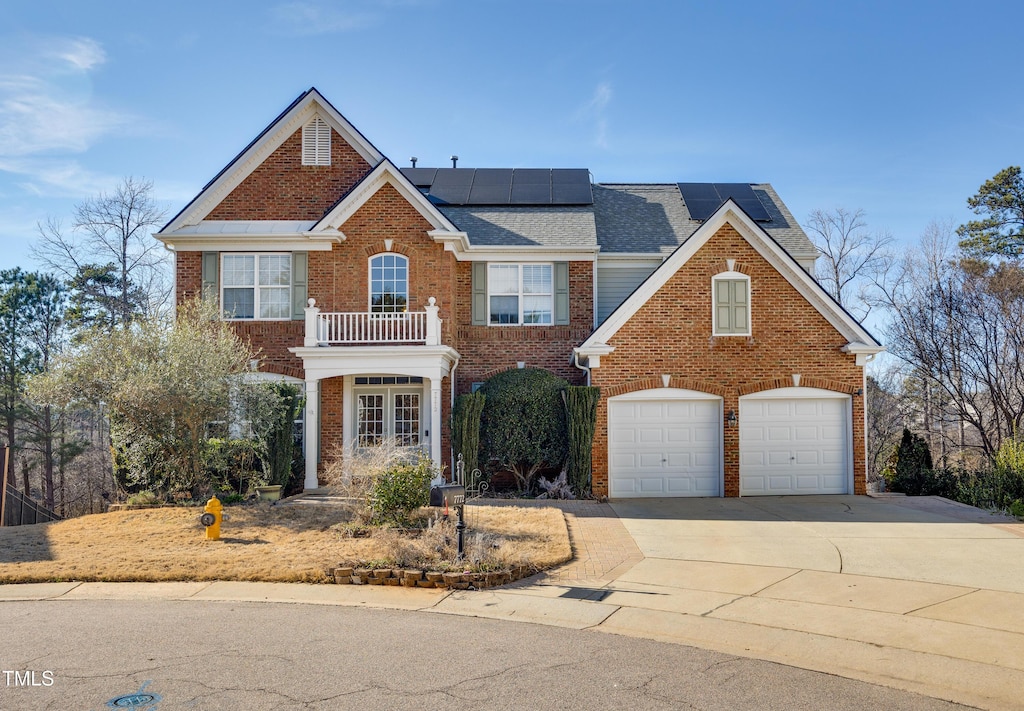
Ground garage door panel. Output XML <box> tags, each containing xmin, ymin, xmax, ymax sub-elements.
<box><xmin>609</xmin><ymin>394</ymin><xmax>721</xmax><ymax>498</ymax></box>
<box><xmin>638</xmin><ymin>428</ymin><xmax>664</xmax><ymax>444</ymax></box>
<box><xmin>665</xmin><ymin>427</ymin><xmax>692</xmax><ymax>444</ymax></box>
<box><xmin>741</xmin><ymin>394</ymin><xmax>849</xmax><ymax>496</ymax></box>
<box><xmin>637</xmin><ymin>403</ymin><xmax>665</xmax><ymax>420</ymax></box>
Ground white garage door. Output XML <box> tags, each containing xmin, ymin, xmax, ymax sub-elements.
<box><xmin>608</xmin><ymin>389</ymin><xmax>721</xmax><ymax>497</ymax></box>
<box><xmin>740</xmin><ymin>388</ymin><xmax>850</xmax><ymax>495</ymax></box>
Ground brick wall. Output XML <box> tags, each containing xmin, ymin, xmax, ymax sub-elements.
<box><xmin>589</xmin><ymin>224</ymin><xmax>866</xmax><ymax>498</ymax></box>
<box><xmin>207</xmin><ymin>128</ymin><xmax>372</xmax><ymax>221</ymax></box>
<box><xmin>453</xmin><ymin>260</ymin><xmax>592</xmax><ymax>390</ymax></box>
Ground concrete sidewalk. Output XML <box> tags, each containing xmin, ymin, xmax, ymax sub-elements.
<box><xmin>2</xmin><ymin>495</ymin><xmax>1022</xmax><ymax>710</ymax></box>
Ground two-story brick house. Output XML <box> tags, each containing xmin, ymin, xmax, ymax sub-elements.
<box><xmin>156</xmin><ymin>88</ymin><xmax>883</xmax><ymax>498</ymax></box>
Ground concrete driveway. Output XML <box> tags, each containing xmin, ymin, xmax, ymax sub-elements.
<box><xmin>596</xmin><ymin>494</ymin><xmax>1024</xmax><ymax>710</ymax></box>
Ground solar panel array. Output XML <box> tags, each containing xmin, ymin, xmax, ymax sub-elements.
<box><xmin>677</xmin><ymin>183</ymin><xmax>771</xmax><ymax>221</ymax></box>
<box><xmin>400</xmin><ymin>168</ymin><xmax>593</xmax><ymax>206</ymax></box>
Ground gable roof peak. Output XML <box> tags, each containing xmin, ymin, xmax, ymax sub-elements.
<box><xmin>158</xmin><ymin>88</ymin><xmax>385</xmax><ymax>235</ymax></box>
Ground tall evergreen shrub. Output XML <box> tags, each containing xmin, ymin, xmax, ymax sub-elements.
<box><xmin>563</xmin><ymin>386</ymin><xmax>600</xmax><ymax>496</ymax></box>
<box><xmin>451</xmin><ymin>391</ymin><xmax>485</xmax><ymax>473</ymax></box>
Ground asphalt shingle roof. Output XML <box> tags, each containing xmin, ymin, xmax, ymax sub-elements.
<box><xmin>437</xmin><ymin>206</ymin><xmax>597</xmax><ymax>248</ymax></box>
<box><xmin>437</xmin><ymin>182</ymin><xmax>815</xmax><ymax>257</ymax></box>
<box><xmin>592</xmin><ymin>183</ymin><xmax>816</xmax><ymax>256</ymax></box>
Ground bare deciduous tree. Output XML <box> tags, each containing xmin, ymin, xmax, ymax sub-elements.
<box><xmin>33</xmin><ymin>176</ymin><xmax>170</xmax><ymax>328</ymax></box>
<box><xmin>878</xmin><ymin>220</ymin><xmax>1024</xmax><ymax>458</ymax></box>
<box><xmin>806</xmin><ymin>207</ymin><xmax>894</xmax><ymax>320</ymax></box>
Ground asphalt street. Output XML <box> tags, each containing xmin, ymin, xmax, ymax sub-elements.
<box><xmin>0</xmin><ymin>599</ymin><xmax>972</xmax><ymax>710</ymax></box>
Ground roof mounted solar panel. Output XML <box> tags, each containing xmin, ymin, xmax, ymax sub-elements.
<box><xmin>714</xmin><ymin>183</ymin><xmax>771</xmax><ymax>221</ymax></box>
<box><xmin>677</xmin><ymin>183</ymin><xmax>724</xmax><ymax>221</ymax></box>
<box><xmin>468</xmin><ymin>168</ymin><xmax>513</xmax><ymax>205</ymax></box>
<box><xmin>401</xmin><ymin>168</ymin><xmax>437</xmax><ymax>188</ymax></box>
<box><xmin>510</xmin><ymin>169</ymin><xmax>551</xmax><ymax>204</ymax></box>
<box><xmin>551</xmin><ymin>169</ymin><xmax>593</xmax><ymax>204</ymax></box>
<box><xmin>428</xmin><ymin>168</ymin><xmax>475</xmax><ymax>204</ymax></box>
<box><xmin>677</xmin><ymin>182</ymin><xmax>771</xmax><ymax>222</ymax></box>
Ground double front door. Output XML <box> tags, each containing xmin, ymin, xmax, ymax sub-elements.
<box><xmin>356</xmin><ymin>386</ymin><xmax>422</xmax><ymax>448</ymax></box>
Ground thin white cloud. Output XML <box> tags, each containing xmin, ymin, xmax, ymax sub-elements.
<box><xmin>52</xmin><ymin>37</ymin><xmax>106</xmax><ymax>71</ymax></box>
<box><xmin>0</xmin><ymin>157</ymin><xmax>121</xmax><ymax>199</ymax></box>
<box><xmin>575</xmin><ymin>82</ymin><xmax>613</xmax><ymax>150</ymax></box>
<box><xmin>0</xmin><ymin>35</ymin><xmax>138</xmax><ymax>196</ymax></box>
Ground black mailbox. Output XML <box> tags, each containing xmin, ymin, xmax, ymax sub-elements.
<box><xmin>429</xmin><ymin>484</ymin><xmax>466</xmax><ymax>508</ymax></box>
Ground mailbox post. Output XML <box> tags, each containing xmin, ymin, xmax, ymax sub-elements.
<box><xmin>429</xmin><ymin>484</ymin><xmax>466</xmax><ymax>561</ymax></box>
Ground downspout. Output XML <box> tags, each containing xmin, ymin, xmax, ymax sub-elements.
<box><xmin>862</xmin><ymin>353</ymin><xmax>876</xmax><ymax>492</ymax></box>
<box><xmin>449</xmin><ymin>355</ymin><xmax>460</xmax><ymax>469</ymax></box>
<box><xmin>572</xmin><ymin>349</ymin><xmax>591</xmax><ymax>386</ymax></box>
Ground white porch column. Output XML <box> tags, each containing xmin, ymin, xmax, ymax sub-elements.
<box><xmin>429</xmin><ymin>377</ymin><xmax>443</xmax><ymax>471</ymax></box>
<box><xmin>424</xmin><ymin>297</ymin><xmax>441</xmax><ymax>346</ymax></box>
<box><xmin>304</xmin><ymin>377</ymin><xmax>320</xmax><ymax>490</ymax></box>
<box><xmin>303</xmin><ymin>299</ymin><xmax>320</xmax><ymax>348</ymax></box>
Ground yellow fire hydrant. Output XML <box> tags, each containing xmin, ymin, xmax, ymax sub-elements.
<box><xmin>201</xmin><ymin>496</ymin><xmax>222</xmax><ymax>540</ymax></box>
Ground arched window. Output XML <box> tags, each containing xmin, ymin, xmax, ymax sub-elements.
<box><xmin>369</xmin><ymin>254</ymin><xmax>408</xmax><ymax>313</ymax></box>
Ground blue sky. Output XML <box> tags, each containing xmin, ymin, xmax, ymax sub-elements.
<box><xmin>1</xmin><ymin>0</ymin><xmax>1021</xmax><ymax>271</ymax></box>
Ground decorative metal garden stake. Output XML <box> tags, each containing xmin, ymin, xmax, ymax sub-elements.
<box><xmin>429</xmin><ymin>482</ymin><xmax>467</xmax><ymax>561</ymax></box>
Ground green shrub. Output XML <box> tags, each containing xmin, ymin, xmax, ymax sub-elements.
<box><xmin>889</xmin><ymin>429</ymin><xmax>936</xmax><ymax>495</ymax></box>
<box><xmin>479</xmin><ymin>367</ymin><xmax>569</xmax><ymax>492</ymax></box>
<box><xmin>451</xmin><ymin>391</ymin><xmax>485</xmax><ymax>473</ymax></box>
<box><xmin>370</xmin><ymin>455</ymin><xmax>436</xmax><ymax>526</ymax></box>
<box><xmin>265</xmin><ymin>383</ymin><xmax>303</xmax><ymax>490</ymax></box>
<box><xmin>204</xmin><ymin>438</ymin><xmax>262</xmax><ymax>495</ymax></box>
<box><xmin>563</xmin><ymin>385</ymin><xmax>600</xmax><ymax>497</ymax></box>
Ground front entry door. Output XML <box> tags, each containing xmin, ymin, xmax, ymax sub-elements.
<box><xmin>356</xmin><ymin>388</ymin><xmax>422</xmax><ymax>448</ymax></box>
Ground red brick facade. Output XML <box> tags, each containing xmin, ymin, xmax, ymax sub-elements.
<box><xmin>167</xmin><ymin>94</ymin><xmax>872</xmax><ymax>498</ymax></box>
<box><xmin>452</xmin><ymin>260</ymin><xmax>592</xmax><ymax>390</ymax></box>
<box><xmin>588</xmin><ymin>224</ymin><xmax>866</xmax><ymax>497</ymax></box>
<box><xmin>208</xmin><ymin>128</ymin><xmax>371</xmax><ymax>221</ymax></box>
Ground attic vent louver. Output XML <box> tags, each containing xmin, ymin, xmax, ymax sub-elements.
<box><xmin>302</xmin><ymin>116</ymin><xmax>331</xmax><ymax>166</ymax></box>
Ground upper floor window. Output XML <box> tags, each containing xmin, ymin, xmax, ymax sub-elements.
<box><xmin>302</xmin><ymin>116</ymin><xmax>331</xmax><ymax>166</ymax></box>
<box><xmin>222</xmin><ymin>253</ymin><xmax>292</xmax><ymax>320</ymax></box>
<box><xmin>712</xmin><ymin>271</ymin><xmax>750</xmax><ymax>336</ymax></box>
<box><xmin>488</xmin><ymin>263</ymin><xmax>553</xmax><ymax>325</ymax></box>
<box><xmin>370</xmin><ymin>254</ymin><xmax>408</xmax><ymax>312</ymax></box>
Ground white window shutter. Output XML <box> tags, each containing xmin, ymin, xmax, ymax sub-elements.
<box><xmin>302</xmin><ymin>116</ymin><xmax>331</xmax><ymax>166</ymax></box>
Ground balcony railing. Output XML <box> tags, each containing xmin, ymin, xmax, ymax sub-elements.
<box><xmin>304</xmin><ymin>298</ymin><xmax>441</xmax><ymax>346</ymax></box>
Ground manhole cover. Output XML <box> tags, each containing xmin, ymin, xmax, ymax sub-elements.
<box><xmin>106</xmin><ymin>681</ymin><xmax>161</xmax><ymax>708</ymax></box>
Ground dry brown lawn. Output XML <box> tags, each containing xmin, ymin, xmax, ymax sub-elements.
<box><xmin>0</xmin><ymin>502</ymin><xmax>571</xmax><ymax>584</ymax></box>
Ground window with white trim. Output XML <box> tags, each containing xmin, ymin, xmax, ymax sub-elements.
<box><xmin>488</xmin><ymin>263</ymin><xmax>553</xmax><ymax>325</ymax></box>
<box><xmin>222</xmin><ymin>254</ymin><xmax>292</xmax><ymax>320</ymax></box>
<box><xmin>302</xmin><ymin>116</ymin><xmax>331</xmax><ymax>166</ymax></box>
<box><xmin>369</xmin><ymin>254</ymin><xmax>408</xmax><ymax>312</ymax></box>
<box><xmin>712</xmin><ymin>272</ymin><xmax>750</xmax><ymax>336</ymax></box>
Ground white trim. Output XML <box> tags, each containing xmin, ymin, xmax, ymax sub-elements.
<box><xmin>738</xmin><ymin>388</ymin><xmax>853</xmax><ymax>496</ymax></box>
<box><xmin>220</xmin><ymin>252</ymin><xmax>292</xmax><ymax>321</ymax></box>
<box><xmin>842</xmin><ymin>342</ymin><xmax>885</xmax><ymax>366</ymax></box>
<box><xmin>607</xmin><ymin>388</ymin><xmax>724</xmax><ymax>498</ymax></box>
<box><xmin>577</xmin><ymin>200</ymin><xmax>882</xmax><ymax>359</ymax></box>
<box><xmin>314</xmin><ymin>159</ymin><xmax>460</xmax><ymax>234</ymax></box>
<box><xmin>449</xmin><ymin>246</ymin><xmax>600</xmax><ymax>262</ymax></box>
<box><xmin>741</xmin><ymin>386</ymin><xmax>849</xmax><ymax>400</ymax></box>
<box><xmin>486</xmin><ymin>262</ymin><xmax>554</xmax><ymax>326</ymax></box>
<box><xmin>610</xmin><ymin>387</ymin><xmax>720</xmax><ymax>401</ymax></box>
<box><xmin>161</xmin><ymin>236</ymin><xmax>339</xmax><ymax>252</ymax></box>
<box><xmin>158</xmin><ymin>89</ymin><xmax>383</xmax><ymax>235</ymax></box>
<box><xmin>367</xmin><ymin>252</ymin><xmax>410</xmax><ymax>313</ymax></box>
<box><xmin>711</xmin><ymin>270</ymin><xmax>751</xmax><ymax>337</ymax></box>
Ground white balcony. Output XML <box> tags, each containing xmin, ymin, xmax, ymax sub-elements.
<box><xmin>304</xmin><ymin>298</ymin><xmax>442</xmax><ymax>346</ymax></box>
